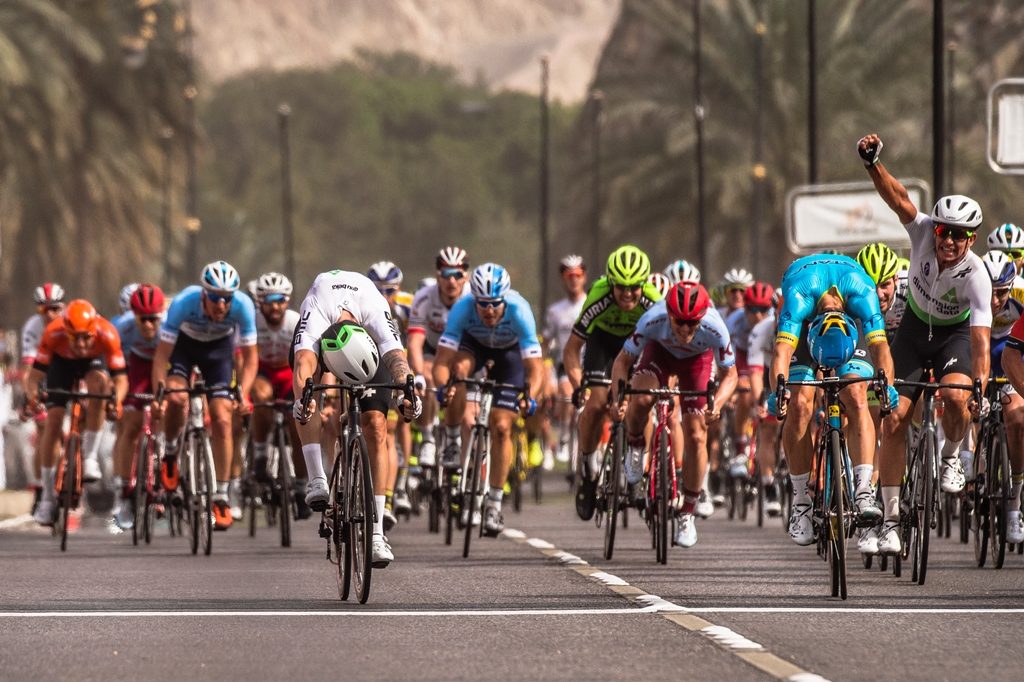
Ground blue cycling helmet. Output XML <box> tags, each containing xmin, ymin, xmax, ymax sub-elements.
<box><xmin>470</xmin><ymin>263</ymin><xmax>511</xmax><ymax>301</ymax></box>
<box><xmin>982</xmin><ymin>250</ymin><xmax>1017</xmax><ymax>288</ymax></box>
<box><xmin>807</xmin><ymin>311</ymin><xmax>858</xmax><ymax>369</ymax></box>
<box><xmin>367</xmin><ymin>260</ymin><xmax>403</xmax><ymax>287</ymax></box>
<box><xmin>201</xmin><ymin>260</ymin><xmax>241</xmax><ymax>294</ymax></box>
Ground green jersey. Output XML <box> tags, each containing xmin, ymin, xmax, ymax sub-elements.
<box><xmin>571</xmin><ymin>276</ymin><xmax>662</xmax><ymax>339</ymax></box>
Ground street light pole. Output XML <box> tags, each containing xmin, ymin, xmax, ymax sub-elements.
<box><xmin>807</xmin><ymin>0</ymin><xmax>818</xmax><ymax>184</ymax></box>
<box><xmin>933</xmin><ymin>0</ymin><xmax>945</xmax><ymax>197</ymax></box>
<box><xmin>752</xmin><ymin>2</ymin><xmax>766</xmax><ymax>272</ymax></box>
<box><xmin>694</xmin><ymin>0</ymin><xmax>708</xmax><ymax>273</ymax></box>
<box><xmin>184</xmin><ymin>0</ymin><xmax>200</xmax><ymax>279</ymax></box>
<box><xmin>590</xmin><ymin>90</ymin><xmax>604</xmax><ymax>270</ymax></box>
<box><xmin>946</xmin><ymin>39</ymin><xmax>957</xmax><ymax>194</ymax></box>
<box><xmin>539</xmin><ymin>56</ymin><xmax>551</xmax><ymax>319</ymax></box>
<box><xmin>278</xmin><ymin>103</ymin><xmax>295</xmax><ymax>281</ymax></box>
<box><xmin>160</xmin><ymin>127</ymin><xmax>174</xmax><ymax>285</ymax></box>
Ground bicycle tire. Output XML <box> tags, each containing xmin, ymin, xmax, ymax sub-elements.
<box><xmin>59</xmin><ymin>434</ymin><xmax>80</xmax><ymax>552</ymax></box>
<box><xmin>973</xmin><ymin>425</ymin><xmax>990</xmax><ymax>566</ymax></box>
<box><xmin>444</xmin><ymin>468</ymin><xmax>456</xmax><ymax>545</ymax></box>
<box><xmin>198</xmin><ymin>433</ymin><xmax>215</xmax><ymax>556</ymax></box>
<box><xmin>428</xmin><ymin>476</ymin><xmax>441</xmax><ymax>534</ymax></box>
<box><xmin>350</xmin><ymin>435</ymin><xmax>375</xmax><ymax>604</ymax></box>
<box><xmin>510</xmin><ymin>438</ymin><xmax>523</xmax><ymax>513</ymax></box>
<box><xmin>656</xmin><ymin>432</ymin><xmax>669</xmax><ymax>565</ymax></box>
<box><xmin>182</xmin><ymin>436</ymin><xmax>200</xmax><ymax>555</ymax></box>
<box><xmin>276</xmin><ymin>427</ymin><xmax>294</xmax><ymax>548</ymax></box>
<box><xmin>463</xmin><ymin>428</ymin><xmax>486</xmax><ymax>559</ymax></box>
<box><xmin>329</xmin><ymin>448</ymin><xmax>350</xmax><ymax>601</ymax></box>
<box><xmin>990</xmin><ymin>426</ymin><xmax>1010</xmax><ymax>569</ymax></box>
<box><xmin>915</xmin><ymin>430</ymin><xmax>936</xmax><ymax>585</ymax></box>
<box><xmin>754</xmin><ymin>459</ymin><xmax>765</xmax><ymax>528</ymax></box>
<box><xmin>131</xmin><ymin>433</ymin><xmax>150</xmax><ymax>546</ymax></box>
<box><xmin>828</xmin><ymin>430</ymin><xmax>848</xmax><ymax>600</ymax></box>
<box><xmin>603</xmin><ymin>424</ymin><xmax>624</xmax><ymax>560</ymax></box>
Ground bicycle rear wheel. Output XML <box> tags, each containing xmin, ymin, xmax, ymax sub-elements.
<box><xmin>132</xmin><ymin>433</ymin><xmax>151</xmax><ymax>547</ymax></box>
<box><xmin>827</xmin><ymin>430</ymin><xmax>848</xmax><ymax>600</ymax></box>
<box><xmin>276</xmin><ymin>428</ymin><xmax>294</xmax><ymax>548</ymax></box>
<box><xmin>973</xmin><ymin>427</ymin><xmax>990</xmax><ymax>566</ymax></box>
<box><xmin>603</xmin><ymin>425</ymin><xmax>624</xmax><ymax>560</ymax></box>
<box><xmin>463</xmin><ymin>429</ymin><xmax>486</xmax><ymax>559</ymax></box>
<box><xmin>989</xmin><ymin>427</ymin><xmax>1010</xmax><ymax>569</ymax></box>
<box><xmin>198</xmin><ymin>433</ymin><xmax>215</xmax><ymax>556</ymax></box>
<box><xmin>656</xmin><ymin>433</ymin><xmax>669</xmax><ymax>565</ymax></box>
<box><xmin>914</xmin><ymin>431</ymin><xmax>936</xmax><ymax>585</ymax></box>
<box><xmin>349</xmin><ymin>435</ymin><xmax>375</xmax><ymax>604</ymax></box>
<box><xmin>59</xmin><ymin>436</ymin><xmax>80</xmax><ymax>552</ymax></box>
<box><xmin>327</xmin><ymin>448</ymin><xmax>350</xmax><ymax>601</ymax></box>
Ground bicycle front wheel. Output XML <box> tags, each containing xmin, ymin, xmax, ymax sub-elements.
<box><xmin>914</xmin><ymin>431</ymin><xmax>936</xmax><ymax>585</ymax></box>
<box><xmin>463</xmin><ymin>428</ymin><xmax>486</xmax><ymax>559</ymax></box>
<box><xmin>603</xmin><ymin>425</ymin><xmax>624</xmax><ymax>561</ymax></box>
<box><xmin>276</xmin><ymin>428</ymin><xmax>294</xmax><ymax>548</ymax></box>
<box><xmin>656</xmin><ymin>433</ymin><xmax>669</xmax><ymax>565</ymax></box>
<box><xmin>827</xmin><ymin>430</ymin><xmax>848</xmax><ymax>600</ymax></box>
<box><xmin>349</xmin><ymin>435</ymin><xmax>375</xmax><ymax>604</ymax></box>
<box><xmin>990</xmin><ymin>426</ymin><xmax>1010</xmax><ymax>569</ymax></box>
<box><xmin>59</xmin><ymin>435</ymin><xmax>80</xmax><ymax>553</ymax></box>
<box><xmin>972</xmin><ymin>427</ymin><xmax>990</xmax><ymax>566</ymax></box>
<box><xmin>198</xmin><ymin>433</ymin><xmax>215</xmax><ymax>556</ymax></box>
<box><xmin>131</xmin><ymin>433</ymin><xmax>151</xmax><ymax>547</ymax></box>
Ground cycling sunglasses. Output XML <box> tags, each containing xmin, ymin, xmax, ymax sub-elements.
<box><xmin>1006</xmin><ymin>249</ymin><xmax>1024</xmax><ymax>260</ymax></box>
<box><xmin>205</xmin><ymin>292</ymin><xmax>234</xmax><ymax>304</ymax></box>
<box><xmin>933</xmin><ymin>225</ymin><xmax>974</xmax><ymax>242</ymax></box>
<box><xmin>139</xmin><ymin>315</ymin><xmax>161</xmax><ymax>324</ymax></box>
<box><xmin>262</xmin><ymin>293</ymin><xmax>288</xmax><ymax>304</ymax></box>
<box><xmin>440</xmin><ymin>268</ymin><xmax>466</xmax><ymax>280</ymax></box>
<box><xmin>378</xmin><ymin>286</ymin><xmax>400</xmax><ymax>296</ymax></box>
<box><xmin>747</xmin><ymin>305</ymin><xmax>770</xmax><ymax>315</ymax></box>
<box><xmin>612</xmin><ymin>283</ymin><xmax>642</xmax><ymax>292</ymax></box>
<box><xmin>40</xmin><ymin>304</ymin><xmax>63</xmax><ymax>313</ymax></box>
<box><xmin>475</xmin><ymin>298</ymin><xmax>505</xmax><ymax>309</ymax></box>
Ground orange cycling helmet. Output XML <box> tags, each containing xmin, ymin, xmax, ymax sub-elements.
<box><xmin>63</xmin><ymin>299</ymin><xmax>99</xmax><ymax>336</ymax></box>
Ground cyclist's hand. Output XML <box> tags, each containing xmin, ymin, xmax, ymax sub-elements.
<box><xmin>606</xmin><ymin>399</ymin><xmax>625</xmax><ymax>421</ymax></box>
<box><xmin>106</xmin><ymin>399</ymin><xmax>123</xmax><ymax>421</ymax></box>
<box><xmin>294</xmin><ymin>397</ymin><xmax>315</xmax><ymax>424</ymax></box>
<box><xmin>236</xmin><ymin>395</ymin><xmax>253</xmax><ymax>416</ymax></box>
<box><xmin>886</xmin><ymin>385</ymin><xmax>900</xmax><ymax>411</ymax></box>
<box><xmin>767</xmin><ymin>390</ymin><xmax>789</xmax><ymax>418</ymax></box>
<box><xmin>857</xmin><ymin>134</ymin><xmax>883</xmax><ymax>167</ymax></box>
<box><xmin>571</xmin><ymin>386</ymin><xmax>586</xmax><ymax>409</ymax></box>
<box><xmin>971</xmin><ymin>395</ymin><xmax>990</xmax><ymax>419</ymax></box>
<box><xmin>704</xmin><ymin>406</ymin><xmax>722</xmax><ymax>425</ymax></box>
<box><xmin>400</xmin><ymin>394</ymin><xmax>423</xmax><ymax>421</ymax></box>
<box><xmin>521</xmin><ymin>397</ymin><xmax>537</xmax><ymax>417</ymax></box>
<box><xmin>24</xmin><ymin>397</ymin><xmax>43</xmax><ymax>419</ymax></box>
<box><xmin>755</xmin><ymin>403</ymin><xmax>768</xmax><ymax>420</ymax></box>
<box><xmin>413</xmin><ymin>374</ymin><xmax>427</xmax><ymax>396</ymax></box>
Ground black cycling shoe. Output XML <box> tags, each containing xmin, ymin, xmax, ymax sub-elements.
<box><xmin>294</xmin><ymin>492</ymin><xmax>312</xmax><ymax>520</ymax></box>
<box><xmin>575</xmin><ymin>477</ymin><xmax>597</xmax><ymax>521</ymax></box>
<box><xmin>253</xmin><ymin>455</ymin><xmax>270</xmax><ymax>484</ymax></box>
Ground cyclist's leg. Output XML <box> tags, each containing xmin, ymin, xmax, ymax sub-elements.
<box><xmin>934</xmin><ymin>324</ymin><xmax>974</xmax><ymax>492</ymax></box>
<box><xmin>837</xmin><ymin>350</ymin><xmax>880</xmax><ymax>517</ymax></box>
<box><xmin>80</xmin><ymin>364</ymin><xmax>111</xmax><ymax>480</ymax></box>
<box><xmin>418</xmin><ymin>354</ymin><xmax>438</xmax><ymax>463</ymax></box>
<box><xmin>441</xmin><ymin>346</ymin><xmax>475</xmax><ymax>466</ymax></box>
<box><xmin>355</xmin><ymin>363</ymin><xmax>397</xmax><ymax>549</ymax></box>
<box><xmin>249</xmin><ymin>374</ymin><xmax>274</xmax><ymax>478</ymax></box>
<box><xmin>1003</xmin><ymin>387</ymin><xmax>1024</xmax><ymax>540</ymax></box>
<box><xmin>578</xmin><ymin>330</ymin><xmax>622</xmax><ymax>473</ymax></box>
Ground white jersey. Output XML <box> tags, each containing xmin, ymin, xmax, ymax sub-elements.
<box><xmin>904</xmin><ymin>211</ymin><xmax>992</xmax><ymax>327</ymax></box>
<box><xmin>407</xmin><ymin>282</ymin><xmax>470</xmax><ymax>351</ymax></box>
<box><xmin>543</xmin><ymin>296</ymin><xmax>585</xmax><ymax>362</ymax></box>
<box><xmin>20</xmin><ymin>314</ymin><xmax>46</xmax><ymax>364</ymax></box>
<box><xmin>885</xmin><ymin>270</ymin><xmax>909</xmax><ymax>338</ymax></box>
<box><xmin>257</xmin><ymin>308</ymin><xmax>300</xmax><ymax>368</ymax></box>
<box><xmin>292</xmin><ymin>270</ymin><xmax>403</xmax><ymax>357</ymax></box>
<box><xmin>745</xmin><ymin>311</ymin><xmax>776</xmax><ymax>369</ymax></box>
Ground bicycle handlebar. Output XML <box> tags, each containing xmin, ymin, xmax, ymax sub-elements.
<box><xmin>300</xmin><ymin>374</ymin><xmax>417</xmax><ymax>423</ymax></box>
<box><xmin>777</xmin><ymin>369</ymin><xmax>894</xmax><ymax>419</ymax></box>
<box><xmin>43</xmin><ymin>388</ymin><xmax>115</xmax><ymax>401</ymax></box>
<box><xmin>620</xmin><ymin>379</ymin><xmax>718</xmax><ymax>415</ymax></box>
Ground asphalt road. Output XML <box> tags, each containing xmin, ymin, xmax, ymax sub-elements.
<box><xmin>2</xmin><ymin>476</ymin><xmax>1023</xmax><ymax>682</ymax></box>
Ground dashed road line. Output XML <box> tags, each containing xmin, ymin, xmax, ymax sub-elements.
<box><xmin>500</xmin><ymin>527</ymin><xmax>831</xmax><ymax>682</ymax></box>
<box><xmin>0</xmin><ymin>514</ymin><xmax>35</xmax><ymax>531</ymax></box>
<box><xmin>0</xmin><ymin>608</ymin><xmax>660</xmax><ymax>618</ymax></box>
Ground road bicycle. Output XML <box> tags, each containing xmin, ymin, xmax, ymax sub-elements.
<box><xmin>126</xmin><ymin>392</ymin><xmax>158</xmax><ymax>546</ymax></box>
<box><xmin>971</xmin><ymin>376</ymin><xmax>1012</xmax><ymax>569</ymax></box>
<box><xmin>595</xmin><ymin>388</ymin><xmax>627</xmax><ymax>560</ymax></box>
<box><xmin>246</xmin><ymin>399</ymin><xmax>298</xmax><ymax>547</ymax></box>
<box><xmin>303</xmin><ymin>374</ymin><xmax>415</xmax><ymax>603</ymax></box>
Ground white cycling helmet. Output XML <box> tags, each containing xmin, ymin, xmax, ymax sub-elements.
<box><xmin>663</xmin><ymin>259</ymin><xmax>701</xmax><ymax>285</ymax></box>
<box><xmin>118</xmin><ymin>283</ymin><xmax>140</xmax><ymax>314</ymax></box>
<box><xmin>436</xmin><ymin>246</ymin><xmax>469</xmax><ymax>270</ymax></box>
<box><xmin>367</xmin><ymin>261</ymin><xmax>403</xmax><ymax>287</ymax></box>
<box><xmin>319</xmin><ymin>321</ymin><xmax>380</xmax><ymax>384</ymax></box>
<box><xmin>256</xmin><ymin>272</ymin><xmax>293</xmax><ymax>300</ymax></box>
<box><xmin>982</xmin><ymin>250</ymin><xmax>1017</xmax><ymax>289</ymax></box>
<box><xmin>722</xmin><ymin>267</ymin><xmax>754</xmax><ymax>289</ymax></box>
<box><xmin>647</xmin><ymin>272</ymin><xmax>672</xmax><ymax>298</ymax></box>
<box><xmin>559</xmin><ymin>254</ymin><xmax>585</xmax><ymax>272</ymax></box>
<box><xmin>987</xmin><ymin>223</ymin><xmax>1024</xmax><ymax>251</ymax></box>
<box><xmin>470</xmin><ymin>263</ymin><xmax>511</xmax><ymax>301</ymax></box>
<box><xmin>417</xmin><ymin>276</ymin><xmax>437</xmax><ymax>291</ymax></box>
<box><xmin>34</xmin><ymin>282</ymin><xmax>66</xmax><ymax>306</ymax></box>
<box><xmin>931</xmin><ymin>195</ymin><xmax>983</xmax><ymax>230</ymax></box>
<box><xmin>201</xmin><ymin>260</ymin><xmax>241</xmax><ymax>294</ymax></box>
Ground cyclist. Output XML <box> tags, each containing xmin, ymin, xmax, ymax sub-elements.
<box><xmin>20</xmin><ymin>283</ymin><xmax>66</xmax><ymax>507</ymax></box>
<box><xmin>746</xmin><ymin>288</ymin><xmax>782</xmax><ymax>517</ymax></box>
<box><xmin>987</xmin><ymin>223</ymin><xmax>1024</xmax><ymax>289</ymax></box>
<box><xmin>26</xmin><ymin>300</ymin><xmax>128</xmax><ymax>525</ymax></box>
<box><xmin>110</xmin><ymin>285</ymin><xmax>165</xmax><ymax>529</ymax></box>
<box><xmin>562</xmin><ymin>245</ymin><xmax>661</xmax><ymax>519</ymax></box>
<box><xmin>152</xmin><ymin>261</ymin><xmax>258</xmax><ymax>531</ymax></box>
<box><xmin>859</xmin><ymin>132</ymin><xmax>992</xmax><ymax>554</ymax></box>
<box><xmin>543</xmin><ymin>254</ymin><xmax>588</xmax><ymax>465</ymax></box>
<box><xmin>367</xmin><ymin>260</ymin><xmax>415</xmax><ymax>524</ymax></box>
<box><xmin>997</xmin><ymin>280</ymin><xmax>1024</xmax><ymax>543</ymax></box>
<box><xmin>609</xmin><ymin>282</ymin><xmax>738</xmax><ymax>547</ymax></box>
<box><xmin>291</xmin><ymin>268</ymin><xmax>420</xmax><ymax>567</ymax></box>
<box><xmin>725</xmin><ymin>281</ymin><xmax>774</xmax><ymax>477</ymax></box>
<box><xmin>408</xmin><ymin>247</ymin><xmax>471</xmax><ymax>469</ymax></box>
<box><xmin>433</xmin><ymin>263</ymin><xmax>544</xmax><ymax>536</ymax></box>
<box><xmin>647</xmin><ymin>272</ymin><xmax>672</xmax><ymax>299</ymax></box>
<box><xmin>248</xmin><ymin>272</ymin><xmax>307</xmax><ymax>515</ymax></box>
<box><xmin>663</xmin><ymin>259</ymin><xmax>701</xmax><ymax>285</ymax></box>
<box><xmin>718</xmin><ymin>267</ymin><xmax>754</xmax><ymax>317</ymax></box>
<box><xmin>117</xmin><ymin>283</ymin><xmax>140</xmax><ymax>317</ymax></box>
<box><xmin>769</xmin><ymin>252</ymin><xmax>897</xmax><ymax>546</ymax></box>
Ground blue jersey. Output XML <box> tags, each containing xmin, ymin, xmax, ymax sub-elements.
<box><xmin>115</xmin><ymin>311</ymin><xmax>164</xmax><ymax>361</ymax></box>
<box><xmin>776</xmin><ymin>254</ymin><xmax>886</xmax><ymax>349</ymax></box>
<box><xmin>624</xmin><ymin>302</ymin><xmax>735</xmax><ymax>367</ymax></box>
<box><xmin>159</xmin><ymin>285</ymin><xmax>257</xmax><ymax>346</ymax></box>
<box><xmin>438</xmin><ymin>290</ymin><xmax>542</xmax><ymax>359</ymax></box>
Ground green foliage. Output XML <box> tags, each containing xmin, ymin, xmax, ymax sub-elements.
<box><xmin>198</xmin><ymin>51</ymin><xmax>578</xmax><ymax>307</ymax></box>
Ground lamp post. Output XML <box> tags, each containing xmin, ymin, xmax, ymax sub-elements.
<box><xmin>807</xmin><ymin>0</ymin><xmax>818</xmax><ymax>184</ymax></box>
<box><xmin>590</xmin><ymin>90</ymin><xmax>604</xmax><ymax>270</ymax></box>
<box><xmin>278</xmin><ymin>103</ymin><xmax>295</xmax><ymax>281</ymax></box>
<box><xmin>539</xmin><ymin>55</ymin><xmax>551</xmax><ymax>318</ymax></box>
<box><xmin>694</xmin><ymin>0</ymin><xmax>708</xmax><ymax>273</ymax></box>
<box><xmin>183</xmin><ymin>0</ymin><xmax>199</xmax><ymax>279</ymax></box>
<box><xmin>933</xmin><ymin>0</ymin><xmax>945</xmax><ymax>196</ymax></box>
<box><xmin>752</xmin><ymin>2</ymin><xmax>766</xmax><ymax>272</ymax></box>
<box><xmin>160</xmin><ymin>127</ymin><xmax>174</xmax><ymax>284</ymax></box>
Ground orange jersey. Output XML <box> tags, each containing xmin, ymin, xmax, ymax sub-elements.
<box><xmin>34</xmin><ymin>316</ymin><xmax>127</xmax><ymax>371</ymax></box>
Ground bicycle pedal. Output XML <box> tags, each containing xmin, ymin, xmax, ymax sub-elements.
<box><xmin>318</xmin><ymin>521</ymin><xmax>332</xmax><ymax>539</ymax></box>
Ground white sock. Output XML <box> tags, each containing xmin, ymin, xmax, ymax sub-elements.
<box><xmin>373</xmin><ymin>495</ymin><xmax>386</xmax><ymax>537</ymax></box>
<box><xmin>702</xmin><ymin>467</ymin><xmax>711</xmax><ymax>490</ymax></box>
<box><xmin>82</xmin><ymin>430</ymin><xmax>101</xmax><ymax>462</ymax></box>
<box><xmin>215</xmin><ymin>481</ymin><xmax>229</xmax><ymax>499</ymax></box>
<box><xmin>853</xmin><ymin>465</ymin><xmax>874</xmax><ymax>492</ymax></box>
<box><xmin>487</xmin><ymin>487</ymin><xmax>503</xmax><ymax>510</ymax></box>
<box><xmin>253</xmin><ymin>441</ymin><xmax>269</xmax><ymax>459</ymax></box>
<box><xmin>421</xmin><ymin>428</ymin><xmax>434</xmax><ymax>444</ymax></box>
<box><xmin>41</xmin><ymin>467</ymin><xmax>56</xmax><ymax>501</ymax></box>
<box><xmin>940</xmin><ymin>435</ymin><xmax>962</xmax><ymax>461</ymax></box>
<box><xmin>445</xmin><ymin>424</ymin><xmax>460</xmax><ymax>441</ymax></box>
<box><xmin>790</xmin><ymin>473</ymin><xmax>810</xmax><ymax>504</ymax></box>
<box><xmin>1010</xmin><ymin>476</ymin><xmax>1023</xmax><ymax>513</ymax></box>
<box><xmin>882</xmin><ymin>485</ymin><xmax>900</xmax><ymax>520</ymax></box>
<box><xmin>302</xmin><ymin>444</ymin><xmax>325</xmax><ymax>481</ymax></box>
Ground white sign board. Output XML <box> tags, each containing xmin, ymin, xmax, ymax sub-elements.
<box><xmin>987</xmin><ymin>78</ymin><xmax>1024</xmax><ymax>174</ymax></box>
<box><xmin>785</xmin><ymin>180</ymin><xmax>929</xmax><ymax>253</ymax></box>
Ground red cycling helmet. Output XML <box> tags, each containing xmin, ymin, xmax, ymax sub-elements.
<box><xmin>666</xmin><ymin>282</ymin><xmax>711</xmax><ymax>322</ymax></box>
<box><xmin>130</xmin><ymin>284</ymin><xmax>165</xmax><ymax>315</ymax></box>
<box><xmin>743</xmin><ymin>281</ymin><xmax>775</xmax><ymax>308</ymax></box>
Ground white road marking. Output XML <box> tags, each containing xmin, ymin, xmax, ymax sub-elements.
<box><xmin>789</xmin><ymin>674</ymin><xmax>831</xmax><ymax>682</ymax></box>
<box><xmin>589</xmin><ymin>571</ymin><xmax>628</xmax><ymax>586</ymax></box>
<box><xmin>701</xmin><ymin>625</ymin><xmax>764</xmax><ymax>650</ymax></box>
<box><xmin>0</xmin><ymin>607</ymin><xmax>659</xmax><ymax>618</ymax></box>
<box><xmin>0</xmin><ymin>514</ymin><xmax>34</xmax><ymax>530</ymax></box>
<box><xmin>686</xmin><ymin>607</ymin><xmax>1024</xmax><ymax>615</ymax></box>
<box><xmin>525</xmin><ymin>537</ymin><xmax>554</xmax><ymax>549</ymax></box>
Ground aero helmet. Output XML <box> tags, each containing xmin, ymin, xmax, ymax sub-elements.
<box><xmin>319</xmin><ymin>321</ymin><xmax>380</xmax><ymax>385</ymax></box>
<box><xmin>807</xmin><ymin>311</ymin><xmax>858</xmax><ymax>369</ymax></box>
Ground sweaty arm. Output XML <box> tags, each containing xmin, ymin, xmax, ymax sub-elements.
<box><xmin>431</xmin><ymin>345</ymin><xmax>458</xmax><ymax>391</ymax></box>
<box><xmin>524</xmin><ymin>356</ymin><xmax>545</xmax><ymax>399</ymax></box>
<box><xmin>236</xmin><ymin>344</ymin><xmax>259</xmax><ymax>404</ymax></box>
<box><xmin>563</xmin><ymin>333</ymin><xmax>586</xmax><ymax>391</ymax></box>
<box><xmin>860</xmin><ymin>135</ymin><xmax>916</xmax><ymax>224</ymax></box>
<box><xmin>970</xmin><ymin>326</ymin><xmax>991</xmax><ymax>395</ymax></box>
<box><xmin>151</xmin><ymin>340</ymin><xmax>175</xmax><ymax>392</ymax></box>
<box><xmin>407</xmin><ymin>331</ymin><xmax>426</xmax><ymax>377</ymax></box>
<box><xmin>381</xmin><ymin>349</ymin><xmax>413</xmax><ymax>385</ymax></box>
<box><xmin>608</xmin><ymin>348</ymin><xmax>636</xmax><ymax>407</ymax></box>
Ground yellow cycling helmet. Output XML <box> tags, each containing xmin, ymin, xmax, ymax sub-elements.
<box><xmin>606</xmin><ymin>245</ymin><xmax>651</xmax><ymax>287</ymax></box>
<box><xmin>856</xmin><ymin>242</ymin><xmax>900</xmax><ymax>284</ymax></box>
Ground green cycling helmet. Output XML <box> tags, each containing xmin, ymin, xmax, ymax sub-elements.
<box><xmin>896</xmin><ymin>256</ymin><xmax>910</xmax><ymax>274</ymax></box>
<box><xmin>856</xmin><ymin>242</ymin><xmax>900</xmax><ymax>284</ymax></box>
<box><xmin>606</xmin><ymin>245</ymin><xmax>651</xmax><ymax>287</ymax></box>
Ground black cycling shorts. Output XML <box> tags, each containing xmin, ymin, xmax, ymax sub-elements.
<box><xmin>42</xmin><ymin>356</ymin><xmax>108</xmax><ymax>408</ymax></box>
<box><xmin>168</xmin><ymin>334</ymin><xmax>236</xmax><ymax>400</ymax></box>
<box><xmin>890</xmin><ymin>311</ymin><xmax>972</xmax><ymax>401</ymax></box>
<box><xmin>581</xmin><ymin>328</ymin><xmax>627</xmax><ymax>383</ymax></box>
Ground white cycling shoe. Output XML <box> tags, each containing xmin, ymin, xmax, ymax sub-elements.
<box><xmin>940</xmin><ymin>457</ymin><xmax>966</xmax><ymax>494</ymax></box>
<box><xmin>857</xmin><ymin>524</ymin><xmax>880</xmax><ymax>555</ymax></box>
<box><xmin>81</xmin><ymin>457</ymin><xmax>102</xmax><ymax>483</ymax></box>
<box><xmin>482</xmin><ymin>501</ymin><xmax>504</xmax><ymax>537</ymax></box>
<box><xmin>854</xmin><ymin>488</ymin><xmax>882</xmax><ymax>522</ymax></box>
<box><xmin>695</xmin><ymin>489</ymin><xmax>714</xmax><ymax>519</ymax></box>
<box><xmin>624</xmin><ymin>444</ymin><xmax>645</xmax><ymax>485</ymax></box>
<box><xmin>113</xmin><ymin>499</ymin><xmax>135</xmax><ymax>531</ymax></box>
<box><xmin>728</xmin><ymin>456</ymin><xmax>749</xmax><ymax>478</ymax></box>
<box><xmin>764</xmin><ymin>499</ymin><xmax>782</xmax><ymax>517</ymax></box>
<box><xmin>1007</xmin><ymin>511</ymin><xmax>1024</xmax><ymax>544</ymax></box>
<box><xmin>788</xmin><ymin>502</ymin><xmax>814</xmax><ymax>546</ymax></box>
<box><xmin>418</xmin><ymin>441</ymin><xmax>436</xmax><ymax>467</ymax></box>
<box><xmin>371</xmin><ymin>535</ymin><xmax>394</xmax><ymax>568</ymax></box>
<box><xmin>34</xmin><ymin>498</ymin><xmax>57</xmax><ymax>526</ymax></box>
<box><xmin>674</xmin><ymin>514</ymin><xmax>698</xmax><ymax>547</ymax></box>
<box><xmin>305</xmin><ymin>477</ymin><xmax>329</xmax><ymax>512</ymax></box>
<box><xmin>877</xmin><ymin>520</ymin><xmax>902</xmax><ymax>554</ymax></box>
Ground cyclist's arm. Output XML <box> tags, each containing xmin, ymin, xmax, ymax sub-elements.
<box><xmin>563</xmin><ymin>332</ymin><xmax>585</xmax><ymax>390</ymax></box>
<box><xmin>236</xmin><ymin>343</ymin><xmax>258</xmax><ymax>404</ymax></box>
<box><xmin>407</xmin><ymin>330</ymin><xmax>426</xmax><ymax>378</ymax></box>
<box><xmin>524</xmin><ymin>356</ymin><xmax>545</xmax><ymax>399</ymax></box>
<box><xmin>861</xmin><ymin>138</ymin><xmax>916</xmax><ymax>224</ymax></box>
<box><xmin>431</xmin><ymin>345</ymin><xmax>456</xmax><ymax>389</ymax></box>
<box><xmin>970</xmin><ymin>325</ymin><xmax>991</xmax><ymax>395</ymax></box>
<box><xmin>866</xmin><ymin>341</ymin><xmax>895</xmax><ymax>385</ymax></box>
<box><xmin>381</xmin><ymin>349</ymin><xmax>412</xmax><ymax>385</ymax></box>
<box><xmin>25</xmin><ymin>366</ymin><xmax>45</xmax><ymax>405</ymax></box>
<box><xmin>112</xmin><ymin>372</ymin><xmax>129</xmax><ymax>406</ymax></box>
<box><xmin>749</xmin><ymin>367</ymin><xmax>765</xmax><ymax>404</ymax></box>
<box><xmin>608</xmin><ymin>349</ymin><xmax>636</xmax><ymax>405</ymax></box>
<box><xmin>769</xmin><ymin>341</ymin><xmax>795</xmax><ymax>393</ymax></box>
<box><xmin>1003</xmin><ymin>345</ymin><xmax>1024</xmax><ymax>395</ymax></box>
<box><xmin>713</xmin><ymin>365</ymin><xmax>739</xmax><ymax>413</ymax></box>
<box><xmin>291</xmin><ymin>348</ymin><xmax>319</xmax><ymax>400</ymax></box>
<box><xmin>150</xmin><ymin>340</ymin><xmax>174</xmax><ymax>391</ymax></box>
